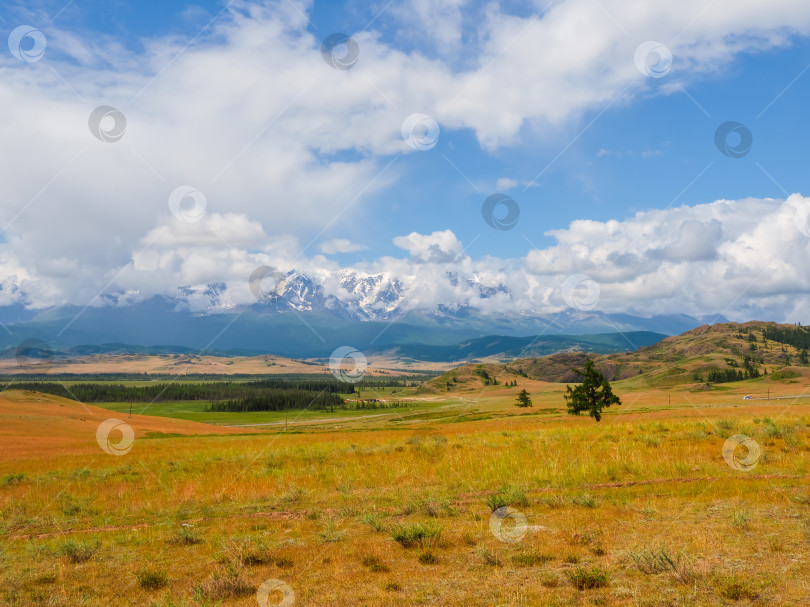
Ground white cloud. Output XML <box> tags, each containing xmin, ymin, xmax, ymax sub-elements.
<box><xmin>525</xmin><ymin>193</ymin><xmax>810</xmax><ymax>319</ymax></box>
<box><xmin>318</xmin><ymin>238</ymin><xmax>367</xmax><ymax>254</ymax></box>
<box><xmin>393</xmin><ymin>229</ymin><xmax>464</xmax><ymax>263</ymax></box>
<box><xmin>3</xmin><ymin>0</ymin><xmax>810</xmax><ymax>318</ymax></box>
<box><xmin>496</xmin><ymin>177</ymin><xmax>519</xmax><ymax>190</ymax></box>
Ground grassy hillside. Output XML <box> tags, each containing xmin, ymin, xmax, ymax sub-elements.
<box><xmin>393</xmin><ymin>331</ymin><xmax>666</xmax><ymax>362</ymax></box>
<box><xmin>426</xmin><ymin>321</ymin><xmax>810</xmax><ymax>391</ymax></box>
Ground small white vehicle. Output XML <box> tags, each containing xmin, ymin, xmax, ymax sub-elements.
<box><xmin>743</xmin><ymin>395</ymin><xmax>753</xmax><ymax>400</ymax></box>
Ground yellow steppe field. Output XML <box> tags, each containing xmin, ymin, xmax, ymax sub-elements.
<box><xmin>0</xmin><ymin>352</ymin><xmax>456</xmax><ymax>376</ymax></box>
<box><xmin>1</xmin><ymin>376</ymin><xmax>809</xmax><ymax>606</ymax></box>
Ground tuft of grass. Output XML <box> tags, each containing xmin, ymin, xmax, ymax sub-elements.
<box><xmin>639</xmin><ymin>434</ymin><xmax>662</xmax><ymax>447</ymax></box>
<box><xmin>512</xmin><ymin>551</ymin><xmax>553</xmax><ymax>567</ymax></box>
<box><xmin>195</xmin><ymin>569</ymin><xmax>255</xmax><ymax>599</ymax></box>
<box><xmin>718</xmin><ymin>576</ymin><xmax>760</xmax><ymax>600</ymax></box>
<box><xmin>136</xmin><ymin>569</ymin><xmax>169</xmax><ymax>590</ymax></box>
<box><xmin>1</xmin><ymin>473</ymin><xmax>25</xmax><ymax>486</ymax></box>
<box><xmin>716</xmin><ymin>420</ymin><xmax>735</xmax><ymax>433</ymax></box>
<box><xmin>542</xmin><ymin>495</ymin><xmax>567</xmax><ymax>509</ymax></box>
<box><xmin>274</xmin><ymin>556</ymin><xmax>294</xmax><ymax>569</ymax></box>
<box><xmin>219</xmin><ymin>537</ymin><xmax>272</xmax><ymax>567</ymax></box>
<box><xmin>475</xmin><ymin>547</ymin><xmax>502</xmax><ymax>567</ymax></box>
<box><xmin>59</xmin><ymin>540</ymin><xmax>98</xmax><ymax>563</ymax></box>
<box><xmin>418</xmin><ymin>551</ymin><xmax>438</xmax><ymax>565</ymax></box>
<box><xmin>567</xmin><ymin>566</ymin><xmax>609</xmax><ymax>590</ymax></box>
<box><xmin>418</xmin><ymin>499</ymin><xmax>454</xmax><ymax>518</ymax></box>
<box><xmin>170</xmin><ymin>526</ymin><xmax>203</xmax><ymax>545</ymax></box>
<box><xmin>629</xmin><ymin>548</ymin><xmax>697</xmax><ymax>584</ymax></box>
<box><xmin>563</xmin><ymin>553</ymin><xmax>580</xmax><ymax>564</ymax></box>
<box><xmin>390</xmin><ymin>521</ymin><xmax>443</xmax><ymax>549</ymax></box>
<box><xmin>361</xmin><ymin>512</ymin><xmax>385</xmax><ymax>532</ymax></box>
<box><xmin>763</xmin><ymin>419</ymin><xmax>783</xmax><ymax>439</ymax></box>
<box><xmin>485</xmin><ymin>486</ymin><xmax>529</xmax><ymax>512</ymax></box>
<box><xmin>571</xmin><ymin>493</ymin><xmax>598</xmax><ymax>508</ymax></box>
<box><xmin>383</xmin><ymin>581</ymin><xmax>401</xmax><ymax>592</ymax></box>
<box><xmin>318</xmin><ymin>518</ymin><xmax>346</xmax><ymax>543</ymax></box>
<box><xmin>730</xmin><ymin>509</ymin><xmax>750</xmax><ymax>529</ymax></box>
<box><xmin>361</xmin><ymin>555</ymin><xmax>390</xmax><ymax>572</ymax></box>
<box><xmin>149</xmin><ymin>597</ymin><xmax>221</xmax><ymax>607</ymax></box>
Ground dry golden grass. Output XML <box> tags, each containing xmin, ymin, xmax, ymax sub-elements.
<box><xmin>1</xmin><ymin>383</ymin><xmax>809</xmax><ymax>606</ymax></box>
<box><xmin>0</xmin><ymin>352</ymin><xmax>454</xmax><ymax>376</ymax></box>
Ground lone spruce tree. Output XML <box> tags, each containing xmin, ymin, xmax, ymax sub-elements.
<box><xmin>564</xmin><ymin>359</ymin><xmax>621</xmax><ymax>422</ymax></box>
<box><xmin>515</xmin><ymin>388</ymin><xmax>533</xmax><ymax>408</ymax></box>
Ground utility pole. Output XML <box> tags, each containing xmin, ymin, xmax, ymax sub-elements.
<box><xmin>129</xmin><ymin>398</ymin><xmax>133</xmax><ymax>418</ymax></box>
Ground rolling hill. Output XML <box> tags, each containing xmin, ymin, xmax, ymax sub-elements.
<box><xmin>423</xmin><ymin>321</ymin><xmax>810</xmax><ymax>392</ymax></box>
<box><xmin>388</xmin><ymin>330</ymin><xmax>666</xmax><ymax>362</ymax></box>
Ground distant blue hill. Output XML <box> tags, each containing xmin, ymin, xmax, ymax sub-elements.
<box><xmin>0</xmin><ymin>296</ymin><xmax>721</xmax><ymax>359</ymax></box>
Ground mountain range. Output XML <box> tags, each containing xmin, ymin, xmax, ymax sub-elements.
<box><xmin>0</xmin><ymin>269</ymin><xmax>727</xmax><ymax>359</ymax></box>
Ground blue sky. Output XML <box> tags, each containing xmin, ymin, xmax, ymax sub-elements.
<box><xmin>3</xmin><ymin>0</ymin><xmax>810</xmax><ymax>321</ymax></box>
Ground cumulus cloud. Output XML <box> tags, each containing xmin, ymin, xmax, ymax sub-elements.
<box><xmin>525</xmin><ymin>194</ymin><xmax>810</xmax><ymax>319</ymax></box>
<box><xmin>393</xmin><ymin>229</ymin><xmax>464</xmax><ymax>263</ymax></box>
<box><xmin>3</xmin><ymin>0</ymin><xmax>810</xmax><ymax>319</ymax></box>
<box><xmin>318</xmin><ymin>238</ymin><xmax>367</xmax><ymax>254</ymax></box>
<box><xmin>5</xmin><ymin>193</ymin><xmax>810</xmax><ymax>322</ymax></box>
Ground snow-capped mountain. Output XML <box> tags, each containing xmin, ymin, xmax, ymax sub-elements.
<box><xmin>0</xmin><ymin>267</ymin><xmax>727</xmax><ymax>358</ymax></box>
